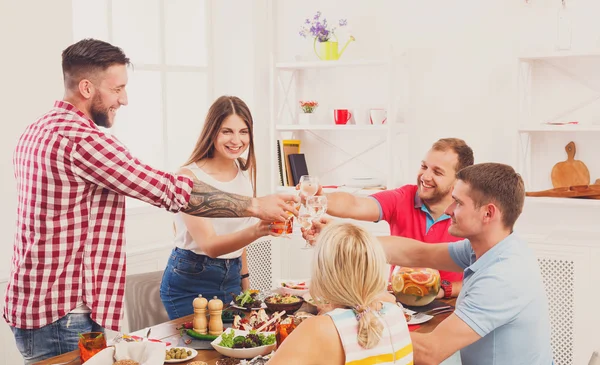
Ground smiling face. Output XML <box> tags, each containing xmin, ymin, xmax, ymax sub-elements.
<box><xmin>88</xmin><ymin>64</ymin><xmax>128</xmax><ymax>128</ymax></box>
<box><xmin>445</xmin><ymin>180</ymin><xmax>487</xmax><ymax>238</ymax></box>
<box><xmin>416</xmin><ymin>149</ymin><xmax>459</xmax><ymax>205</ymax></box>
<box><xmin>213</xmin><ymin>114</ymin><xmax>250</xmax><ymax>160</ymax></box>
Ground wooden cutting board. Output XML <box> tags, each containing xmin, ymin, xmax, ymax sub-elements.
<box><xmin>551</xmin><ymin>141</ymin><xmax>590</xmax><ymax>188</ymax></box>
<box><xmin>526</xmin><ymin>179</ymin><xmax>600</xmax><ymax>198</ymax></box>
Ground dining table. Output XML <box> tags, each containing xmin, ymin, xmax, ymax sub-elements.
<box><xmin>34</xmin><ymin>298</ymin><xmax>456</xmax><ymax>365</ymax></box>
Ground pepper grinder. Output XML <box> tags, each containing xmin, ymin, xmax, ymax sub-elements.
<box><xmin>208</xmin><ymin>296</ymin><xmax>224</xmax><ymax>336</ymax></box>
<box><xmin>192</xmin><ymin>294</ymin><xmax>208</xmax><ymax>334</ymax></box>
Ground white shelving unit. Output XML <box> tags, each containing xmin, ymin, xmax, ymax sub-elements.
<box><xmin>517</xmin><ymin>51</ymin><xmax>600</xmax><ymax>193</ymax></box>
<box><xmin>268</xmin><ymin>55</ymin><xmax>409</xmax><ymax>193</ymax></box>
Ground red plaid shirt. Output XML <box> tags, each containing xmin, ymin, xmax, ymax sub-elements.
<box><xmin>4</xmin><ymin>101</ymin><xmax>193</xmax><ymax>331</ymax></box>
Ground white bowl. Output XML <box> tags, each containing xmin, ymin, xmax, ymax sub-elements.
<box><xmin>276</xmin><ymin>279</ymin><xmax>310</xmax><ymax>296</ymax></box>
<box><xmin>210</xmin><ymin>329</ymin><xmax>276</xmax><ymax>359</ymax></box>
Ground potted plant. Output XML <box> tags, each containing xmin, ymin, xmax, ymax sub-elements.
<box><xmin>299</xmin><ymin>11</ymin><xmax>354</xmax><ymax>61</ymax></box>
<box><xmin>298</xmin><ymin>100</ymin><xmax>318</xmax><ymax>125</ymax></box>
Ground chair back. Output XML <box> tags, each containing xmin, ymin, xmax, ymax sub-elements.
<box><xmin>125</xmin><ymin>270</ymin><xmax>170</xmax><ymax>332</ymax></box>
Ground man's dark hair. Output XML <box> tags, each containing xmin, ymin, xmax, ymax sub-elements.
<box><xmin>456</xmin><ymin>163</ymin><xmax>525</xmax><ymax>230</ymax></box>
<box><xmin>61</xmin><ymin>38</ymin><xmax>130</xmax><ymax>90</ymax></box>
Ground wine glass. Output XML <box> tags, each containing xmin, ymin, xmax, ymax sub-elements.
<box><xmin>306</xmin><ymin>195</ymin><xmax>327</xmax><ymax>220</ymax></box>
<box><xmin>299</xmin><ymin>175</ymin><xmax>319</xmax><ymax>200</ymax></box>
<box><xmin>297</xmin><ymin>206</ymin><xmax>314</xmax><ymax>249</ymax></box>
<box><xmin>300</xmin><ymin>196</ymin><xmax>328</xmax><ymax>249</ymax></box>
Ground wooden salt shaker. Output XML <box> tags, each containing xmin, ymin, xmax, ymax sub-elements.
<box><xmin>193</xmin><ymin>294</ymin><xmax>208</xmax><ymax>334</ymax></box>
<box><xmin>208</xmin><ymin>296</ymin><xmax>224</xmax><ymax>336</ymax></box>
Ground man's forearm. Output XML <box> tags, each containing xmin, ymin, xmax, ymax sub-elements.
<box><xmin>183</xmin><ymin>179</ymin><xmax>254</xmax><ymax>217</ymax></box>
<box><xmin>325</xmin><ymin>192</ymin><xmax>379</xmax><ymax>221</ymax></box>
<box><xmin>410</xmin><ymin>333</ymin><xmax>440</xmax><ymax>365</ymax></box>
<box><xmin>378</xmin><ymin>236</ymin><xmax>427</xmax><ymax>267</ymax></box>
<box><xmin>323</xmin><ymin>192</ymin><xmax>353</xmax><ymax>218</ymax></box>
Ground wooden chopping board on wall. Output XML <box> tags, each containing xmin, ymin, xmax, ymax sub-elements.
<box><xmin>551</xmin><ymin>141</ymin><xmax>590</xmax><ymax>188</ymax></box>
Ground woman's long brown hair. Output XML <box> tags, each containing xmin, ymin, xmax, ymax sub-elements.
<box><xmin>183</xmin><ymin>96</ymin><xmax>257</xmax><ymax>197</ymax></box>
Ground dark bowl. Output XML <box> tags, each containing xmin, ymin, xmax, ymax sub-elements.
<box><xmin>263</xmin><ymin>295</ymin><xmax>305</xmax><ymax>314</ymax></box>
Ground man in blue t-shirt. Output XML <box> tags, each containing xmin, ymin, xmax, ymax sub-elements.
<box><xmin>375</xmin><ymin>163</ymin><xmax>553</xmax><ymax>364</ymax></box>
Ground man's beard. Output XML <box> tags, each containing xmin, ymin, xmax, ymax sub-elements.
<box><xmin>90</xmin><ymin>95</ymin><xmax>110</xmax><ymax>128</ymax></box>
<box><xmin>418</xmin><ymin>181</ymin><xmax>451</xmax><ymax>206</ymax></box>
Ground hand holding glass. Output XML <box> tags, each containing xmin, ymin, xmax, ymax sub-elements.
<box><xmin>299</xmin><ymin>175</ymin><xmax>319</xmax><ymax>200</ymax></box>
<box><xmin>301</xmin><ymin>196</ymin><xmax>328</xmax><ymax>249</ymax></box>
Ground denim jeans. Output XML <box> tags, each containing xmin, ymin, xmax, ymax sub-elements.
<box><xmin>10</xmin><ymin>313</ymin><xmax>104</xmax><ymax>365</ymax></box>
<box><xmin>160</xmin><ymin>247</ymin><xmax>242</xmax><ymax>320</ymax></box>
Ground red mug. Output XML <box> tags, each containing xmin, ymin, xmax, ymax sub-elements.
<box><xmin>334</xmin><ymin>109</ymin><xmax>352</xmax><ymax>125</ymax></box>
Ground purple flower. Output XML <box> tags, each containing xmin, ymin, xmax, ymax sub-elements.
<box><xmin>299</xmin><ymin>11</ymin><xmax>348</xmax><ymax>42</ymax></box>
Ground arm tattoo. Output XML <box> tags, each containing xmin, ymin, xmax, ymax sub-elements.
<box><xmin>182</xmin><ymin>179</ymin><xmax>252</xmax><ymax>217</ymax></box>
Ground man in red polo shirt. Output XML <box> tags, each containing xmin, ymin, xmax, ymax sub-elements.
<box><xmin>324</xmin><ymin>138</ymin><xmax>474</xmax><ymax>299</ymax></box>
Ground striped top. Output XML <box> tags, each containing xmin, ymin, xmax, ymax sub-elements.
<box><xmin>326</xmin><ymin>302</ymin><xmax>413</xmax><ymax>365</ymax></box>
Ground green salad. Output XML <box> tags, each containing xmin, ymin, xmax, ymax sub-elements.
<box><xmin>219</xmin><ymin>328</ymin><xmax>276</xmax><ymax>349</ymax></box>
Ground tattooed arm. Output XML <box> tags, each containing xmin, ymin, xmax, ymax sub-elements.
<box><xmin>179</xmin><ymin>169</ymin><xmax>299</xmax><ymax>221</ymax></box>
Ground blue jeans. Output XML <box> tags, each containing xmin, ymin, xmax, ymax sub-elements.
<box><xmin>10</xmin><ymin>313</ymin><xmax>104</xmax><ymax>365</ymax></box>
<box><xmin>160</xmin><ymin>247</ymin><xmax>242</xmax><ymax>320</ymax></box>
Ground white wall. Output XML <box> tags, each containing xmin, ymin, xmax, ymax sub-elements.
<box><xmin>0</xmin><ymin>1</ymin><xmax>73</xmax><ymax>361</ymax></box>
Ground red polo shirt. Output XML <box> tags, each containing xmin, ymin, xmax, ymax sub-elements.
<box><xmin>371</xmin><ymin>184</ymin><xmax>463</xmax><ymax>282</ymax></box>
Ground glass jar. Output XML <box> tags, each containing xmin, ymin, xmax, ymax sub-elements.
<box><xmin>391</xmin><ymin>266</ymin><xmax>441</xmax><ymax>307</ymax></box>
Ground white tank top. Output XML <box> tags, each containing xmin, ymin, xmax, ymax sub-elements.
<box><xmin>173</xmin><ymin>162</ymin><xmax>257</xmax><ymax>259</ymax></box>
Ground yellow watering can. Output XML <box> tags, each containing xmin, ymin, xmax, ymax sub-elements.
<box><xmin>313</xmin><ymin>36</ymin><xmax>355</xmax><ymax>61</ymax></box>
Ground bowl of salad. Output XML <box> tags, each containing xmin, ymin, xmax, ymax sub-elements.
<box><xmin>211</xmin><ymin>328</ymin><xmax>276</xmax><ymax>359</ymax></box>
<box><xmin>230</xmin><ymin>290</ymin><xmax>266</xmax><ymax>310</ymax></box>
<box><xmin>263</xmin><ymin>294</ymin><xmax>304</xmax><ymax>314</ymax></box>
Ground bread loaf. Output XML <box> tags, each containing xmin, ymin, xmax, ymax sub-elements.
<box><xmin>113</xmin><ymin>360</ymin><xmax>140</xmax><ymax>365</ymax></box>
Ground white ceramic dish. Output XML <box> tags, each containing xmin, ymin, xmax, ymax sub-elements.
<box><xmin>210</xmin><ymin>329</ymin><xmax>276</xmax><ymax>359</ymax></box>
<box><xmin>229</xmin><ymin>301</ymin><xmax>267</xmax><ymax>311</ymax></box>
<box><xmin>403</xmin><ymin>308</ymin><xmax>433</xmax><ymax>325</ymax></box>
<box><xmin>345</xmin><ymin>177</ymin><xmax>383</xmax><ymax>188</ymax></box>
<box><xmin>276</xmin><ymin>279</ymin><xmax>310</xmax><ymax>296</ymax></box>
<box><xmin>164</xmin><ymin>347</ymin><xmax>198</xmax><ymax>363</ymax></box>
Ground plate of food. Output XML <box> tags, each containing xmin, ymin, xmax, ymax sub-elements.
<box><xmin>118</xmin><ymin>334</ymin><xmax>171</xmax><ymax>347</ymax></box>
<box><xmin>403</xmin><ymin>308</ymin><xmax>433</xmax><ymax>325</ymax></box>
<box><xmin>276</xmin><ymin>279</ymin><xmax>310</xmax><ymax>296</ymax></box>
<box><xmin>230</xmin><ymin>290</ymin><xmax>266</xmax><ymax>310</ymax></box>
<box><xmin>232</xmin><ymin>308</ymin><xmax>281</xmax><ymax>332</ymax></box>
<box><xmin>211</xmin><ymin>328</ymin><xmax>276</xmax><ymax>359</ymax></box>
<box><xmin>164</xmin><ymin>346</ymin><xmax>198</xmax><ymax>363</ymax></box>
<box><xmin>263</xmin><ymin>294</ymin><xmax>304</xmax><ymax>314</ymax></box>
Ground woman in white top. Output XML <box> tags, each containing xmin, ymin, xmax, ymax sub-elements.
<box><xmin>160</xmin><ymin>96</ymin><xmax>280</xmax><ymax>319</ymax></box>
<box><xmin>268</xmin><ymin>222</ymin><xmax>413</xmax><ymax>365</ymax></box>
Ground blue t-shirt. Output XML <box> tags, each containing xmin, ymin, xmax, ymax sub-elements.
<box><xmin>448</xmin><ymin>234</ymin><xmax>553</xmax><ymax>365</ymax></box>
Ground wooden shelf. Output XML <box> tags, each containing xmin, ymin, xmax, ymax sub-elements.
<box><xmin>275</xmin><ymin>59</ymin><xmax>389</xmax><ymax>70</ymax></box>
<box><xmin>275</xmin><ymin>124</ymin><xmax>404</xmax><ymax>132</ymax></box>
<box><xmin>524</xmin><ymin>196</ymin><xmax>600</xmax><ymax>207</ymax></box>
<box><xmin>518</xmin><ymin>125</ymin><xmax>600</xmax><ymax>133</ymax></box>
<box><xmin>275</xmin><ymin>185</ymin><xmax>384</xmax><ymax>196</ymax></box>
<box><xmin>518</xmin><ymin>51</ymin><xmax>600</xmax><ymax>61</ymax></box>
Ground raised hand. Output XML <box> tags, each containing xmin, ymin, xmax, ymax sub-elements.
<box><xmin>254</xmin><ymin>220</ymin><xmax>287</xmax><ymax>237</ymax></box>
<box><xmin>250</xmin><ymin>194</ymin><xmax>300</xmax><ymax>221</ymax></box>
<box><xmin>300</xmin><ymin>216</ymin><xmax>333</xmax><ymax>246</ymax></box>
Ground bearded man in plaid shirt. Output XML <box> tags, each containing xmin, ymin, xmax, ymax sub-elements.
<box><xmin>4</xmin><ymin>38</ymin><xmax>298</xmax><ymax>364</ymax></box>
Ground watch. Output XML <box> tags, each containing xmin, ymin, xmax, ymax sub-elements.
<box><xmin>441</xmin><ymin>280</ymin><xmax>452</xmax><ymax>299</ymax></box>
<box><xmin>241</xmin><ymin>273</ymin><xmax>250</xmax><ymax>279</ymax></box>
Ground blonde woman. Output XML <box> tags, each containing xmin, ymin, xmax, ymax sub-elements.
<box><xmin>268</xmin><ymin>223</ymin><xmax>413</xmax><ymax>365</ymax></box>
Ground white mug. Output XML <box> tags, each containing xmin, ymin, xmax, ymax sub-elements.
<box><xmin>369</xmin><ymin>109</ymin><xmax>387</xmax><ymax>124</ymax></box>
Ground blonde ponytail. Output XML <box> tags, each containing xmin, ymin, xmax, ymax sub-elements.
<box><xmin>356</xmin><ymin>309</ymin><xmax>384</xmax><ymax>349</ymax></box>
<box><xmin>311</xmin><ymin>222</ymin><xmax>390</xmax><ymax>349</ymax></box>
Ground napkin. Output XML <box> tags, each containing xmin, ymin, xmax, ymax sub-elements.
<box><xmin>84</xmin><ymin>342</ymin><xmax>166</xmax><ymax>365</ymax></box>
